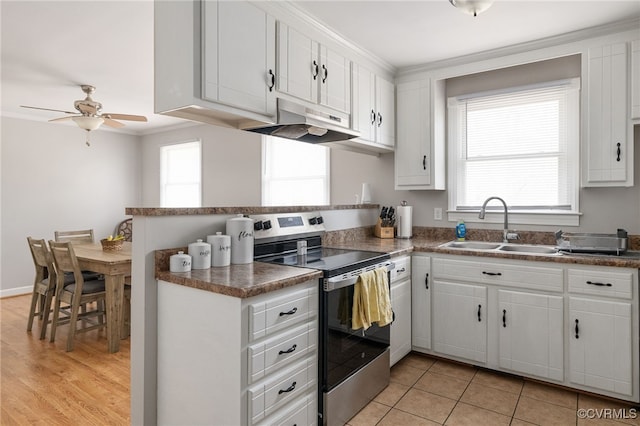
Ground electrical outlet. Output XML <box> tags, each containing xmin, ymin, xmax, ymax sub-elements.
<box><xmin>434</xmin><ymin>207</ymin><xmax>443</xmax><ymax>221</ymax></box>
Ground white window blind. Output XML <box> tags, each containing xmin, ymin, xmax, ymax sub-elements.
<box><xmin>262</xmin><ymin>136</ymin><xmax>330</xmax><ymax>206</ymax></box>
<box><xmin>160</xmin><ymin>141</ymin><xmax>202</xmax><ymax>207</ymax></box>
<box><xmin>448</xmin><ymin>79</ymin><xmax>579</xmax><ymax>215</ymax></box>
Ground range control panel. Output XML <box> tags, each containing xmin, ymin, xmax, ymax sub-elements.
<box><xmin>252</xmin><ymin>212</ymin><xmax>325</xmax><ymax>241</ymax></box>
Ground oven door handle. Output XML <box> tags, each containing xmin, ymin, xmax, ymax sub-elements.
<box><xmin>323</xmin><ymin>262</ymin><xmax>395</xmax><ymax>292</ymax></box>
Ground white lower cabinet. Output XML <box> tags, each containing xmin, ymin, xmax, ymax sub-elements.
<box><xmin>498</xmin><ymin>289</ymin><xmax>563</xmax><ymax>381</ymax></box>
<box><xmin>432</xmin><ymin>280</ymin><xmax>487</xmax><ymax>363</ymax></box>
<box><xmin>425</xmin><ymin>254</ymin><xmax>639</xmax><ymax>403</ymax></box>
<box><xmin>390</xmin><ymin>256</ymin><xmax>412</xmax><ymax>366</ymax></box>
<box><xmin>411</xmin><ymin>255</ymin><xmax>431</xmax><ymax>351</ymax></box>
<box><xmin>157</xmin><ymin>279</ymin><xmax>318</xmax><ymax>426</ymax></box>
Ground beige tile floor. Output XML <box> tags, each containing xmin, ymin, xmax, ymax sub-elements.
<box><xmin>347</xmin><ymin>353</ymin><xmax>640</xmax><ymax>426</ymax></box>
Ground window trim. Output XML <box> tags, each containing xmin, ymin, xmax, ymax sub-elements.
<box><xmin>159</xmin><ymin>140</ymin><xmax>202</xmax><ymax>208</ymax></box>
<box><xmin>446</xmin><ymin>78</ymin><xmax>581</xmax><ymax>226</ymax></box>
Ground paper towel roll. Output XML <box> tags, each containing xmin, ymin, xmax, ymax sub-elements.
<box><xmin>396</xmin><ymin>205</ymin><xmax>413</xmax><ymax>239</ymax></box>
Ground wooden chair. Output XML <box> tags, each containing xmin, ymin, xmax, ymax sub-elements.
<box><xmin>54</xmin><ymin>229</ymin><xmax>102</xmax><ymax>281</ymax></box>
<box><xmin>26</xmin><ymin>237</ymin><xmax>58</xmax><ymax>339</ymax></box>
<box><xmin>114</xmin><ymin>218</ymin><xmax>133</xmax><ymax>242</ymax></box>
<box><xmin>54</xmin><ymin>229</ymin><xmax>95</xmax><ymax>244</ymax></box>
<box><xmin>48</xmin><ymin>240</ymin><xmax>107</xmax><ymax>352</ymax></box>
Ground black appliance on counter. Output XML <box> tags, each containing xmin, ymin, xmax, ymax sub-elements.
<box><xmin>253</xmin><ymin>212</ymin><xmax>393</xmax><ymax>425</ymax></box>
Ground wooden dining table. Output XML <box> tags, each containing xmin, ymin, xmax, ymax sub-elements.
<box><xmin>73</xmin><ymin>241</ymin><xmax>131</xmax><ymax>353</ymax></box>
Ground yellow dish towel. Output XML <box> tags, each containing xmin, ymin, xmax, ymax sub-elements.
<box><xmin>352</xmin><ymin>267</ymin><xmax>392</xmax><ymax>331</ymax></box>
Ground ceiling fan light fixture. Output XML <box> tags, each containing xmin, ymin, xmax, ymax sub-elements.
<box><xmin>449</xmin><ymin>0</ymin><xmax>494</xmax><ymax>16</ymax></box>
<box><xmin>72</xmin><ymin>116</ymin><xmax>104</xmax><ymax>131</ymax></box>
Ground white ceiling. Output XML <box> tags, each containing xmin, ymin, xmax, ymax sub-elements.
<box><xmin>2</xmin><ymin>0</ymin><xmax>639</xmax><ymax>135</ymax></box>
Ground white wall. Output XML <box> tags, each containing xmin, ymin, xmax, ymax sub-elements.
<box><xmin>0</xmin><ymin>117</ymin><xmax>141</xmax><ymax>296</ymax></box>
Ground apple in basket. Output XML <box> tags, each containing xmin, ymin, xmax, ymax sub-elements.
<box><xmin>101</xmin><ymin>234</ymin><xmax>125</xmax><ymax>251</ymax></box>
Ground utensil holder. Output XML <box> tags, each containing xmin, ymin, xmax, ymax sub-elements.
<box><xmin>374</xmin><ymin>218</ymin><xmax>394</xmax><ymax>239</ymax></box>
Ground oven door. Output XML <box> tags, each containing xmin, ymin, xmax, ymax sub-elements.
<box><xmin>320</xmin><ymin>275</ymin><xmax>391</xmax><ymax>392</ymax></box>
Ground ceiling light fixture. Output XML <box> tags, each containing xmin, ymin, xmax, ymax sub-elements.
<box><xmin>449</xmin><ymin>0</ymin><xmax>494</xmax><ymax>17</ymax></box>
<box><xmin>72</xmin><ymin>116</ymin><xmax>104</xmax><ymax>131</ymax></box>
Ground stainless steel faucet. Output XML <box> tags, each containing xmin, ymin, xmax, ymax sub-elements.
<box><xmin>478</xmin><ymin>196</ymin><xmax>518</xmax><ymax>243</ymax></box>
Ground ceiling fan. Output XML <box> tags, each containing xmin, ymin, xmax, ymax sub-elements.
<box><xmin>21</xmin><ymin>85</ymin><xmax>148</xmax><ymax>146</ymax></box>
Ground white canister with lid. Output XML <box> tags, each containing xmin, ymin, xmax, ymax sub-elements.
<box><xmin>226</xmin><ymin>214</ymin><xmax>254</xmax><ymax>264</ymax></box>
<box><xmin>188</xmin><ymin>239</ymin><xmax>211</xmax><ymax>269</ymax></box>
<box><xmin>207</xmin><ymin>232</ymin><xmax>231</xmax><ymax>267</ymax></box>
<box><xmin>169</xmin><ymin>251</ymin><xmax>191</xmax><ymax>272</ymax></box>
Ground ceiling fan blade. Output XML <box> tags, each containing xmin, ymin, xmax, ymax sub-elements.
<box><xmin>48</xmin><ymin>116</ymin><xmax>78</xmax><ymax>123</ymax></box>
<box><xmin>102</xmin><ymin>113</ymin><xmax>148</xmax><ymax>122</ymax></box>
<box><xmin>103</xmin><ymin>118</ymin><xmax>125</xmax><ymax>128</ymax></box>
<box><xmin>21</xmin><ymin>105</ymin><xmax>77</xmax><ymax>115</ymax></box>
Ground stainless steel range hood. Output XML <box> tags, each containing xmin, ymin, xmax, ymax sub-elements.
<box><xmin>242</xmin><ymin>98</ymin><xmax>359</xmax><ymax>143</ymax></box>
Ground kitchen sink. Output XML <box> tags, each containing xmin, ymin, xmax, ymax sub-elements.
<box><xmin>497</xmin><ymin>244</ymin><xmax>558</xmax><ymax>254</ymax></box>
<box><xmin>439</xmin><ymin>240</ymin><xmax>560</xmax><ymax>256</ymax></box>
<box><xmin>444</xmin><ymin>241</ymin><xmax>502</xmax><ymax>250</ymax></box>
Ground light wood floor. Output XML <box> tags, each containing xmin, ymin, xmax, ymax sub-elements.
<box><xmin>1</xmin><ymin>294</ymin><xmax>130</xmax><ymax>425</ymax></box>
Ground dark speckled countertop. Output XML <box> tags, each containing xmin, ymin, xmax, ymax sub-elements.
<box><xmin>157</xmin><ymin>233</ymin><xmax>640</xmax><ymax>299</ymax></box>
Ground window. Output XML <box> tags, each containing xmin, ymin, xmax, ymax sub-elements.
<box><xmin>160</xmin><ymin>141</ymin><xmax>201</xmax><ymax>207</ymax></box>
<box><xmin>448</xmin><ymin>79</ymin><xmax>580</xmax><ymax>225</ymax></box>
<box><xmin>262</xmin><ymin>136</ymin><xmax>330</xmax><ymax>206</ymax></box>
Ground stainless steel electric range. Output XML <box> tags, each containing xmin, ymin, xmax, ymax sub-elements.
<box><xmin>253</xmin><ymin>212</ymin><xmax>393</xmax><ymax>425</ymax></box>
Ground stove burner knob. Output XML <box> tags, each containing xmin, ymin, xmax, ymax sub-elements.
<box><xmin>263</xmin><ymin>220</ymin><xmax>272</xmax><ymax>230</ymax></box>
<box><xmin>254</xmin><ymin>221</ymin><xmax>263</xmax><ymax>231</ymax></box>
<box><xmin>316</xmin><ymin>216</ymin><xmax>324</xmax><ymax>224</ymax></box>
<box><xmin>309</xmin><ymin>217</ymin><xmax>317</xmax><ymax>225</ymax></box>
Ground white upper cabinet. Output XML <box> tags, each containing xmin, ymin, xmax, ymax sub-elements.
<box><xmin>277</xmin><ymin>22</ymin><xmax>351</xmax><ymax>114</ymax></box>
<box><xmin>395</xmin><ymin>78</ymin><xmax>445</xmax><ymax>190</ymax></box>
<box><xmin>631</xmin><ymin>40</ymin><xmax>640</xmax><ymax>120</ymax></box>
<box><xmin>352</xmin><ymin>64</ymin><xmax>395</xmax><ymax>150</ymax></box>
<box><xmin>583</xmin><ymin>42</ymin><xmax>633</xmax><ymax>186</ymax></box>
<box><xmin>202</xmin><ymin>1</ymin><xmax>276</xmax><ymax>117</ymax></box>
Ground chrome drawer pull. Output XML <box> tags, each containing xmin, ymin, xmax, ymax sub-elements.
<box><xmin>279</xmin><ymin>307</ymin><xmax>298</xmax><ymax>316</ymax></box>
<box><xmin>278</xmin><ymin>344</ymin><xmax>297</xmax><ymax>355</ymax></box>
<box><xmin>586</xmin><ymin>281</ymin><xmax>612</xmax><ymax>287</ymax></box>
<box><xmin>278</xmin><ymin>381</ymin><xmax>297</xmax><ymax>394</ymax></box>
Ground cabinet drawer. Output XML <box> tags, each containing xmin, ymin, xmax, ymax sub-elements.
<box><xmin>433</xmin><ymin>257</ymin><xmax>563</xmax><ymax>292</ymax></box>
<box><xmin>248</xmin><ymin>322</ymin><xmax>317</xmax><ymax>384</ymax></box>
<box><xmin>248</xmin><ymin>356</ymin><xmax>317</xmax><ymax>424</ymax></box>
<box><xmin>256</xmin><ymin>393</ymin><xmax>317</xmax><ymax>426</ymax></box>
<box><xmin>391</xmin><ymin>256</ymin><xmax>411</xmax><ymax>283</ymax></box>
<box><xmin>568</xmin><ymin>268</ymin><xmax>634</xmax><ymax>299</ymax></box>
<box><xmin>249</xmin><ymin>286</ymin><xmax>318</xmax><ymax>341</ymax></box>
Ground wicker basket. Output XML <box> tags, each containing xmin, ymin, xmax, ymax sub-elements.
<box><xmin>101</xmin><ymin>238</ymin><xmax>124</xmax><ymax>252</ymax></box>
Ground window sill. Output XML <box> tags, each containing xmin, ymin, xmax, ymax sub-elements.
<box><xmin>447</xmin><ymin>210</ymin><xmax>581</xmax><ymax>227</ymax></box>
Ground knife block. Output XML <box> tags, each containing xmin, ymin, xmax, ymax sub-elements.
<box><xmin>374</xmin><ymin>218</ymin><xmax>394</xmax><ymax>239</ymax></box>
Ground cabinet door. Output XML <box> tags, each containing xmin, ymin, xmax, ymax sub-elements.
<box><xmin>375</xmin><ymin>75</ymin><xmax>395</xmax><ymax>148</ymax></box>
<box><xmin>276</xmin><ymin>22</ymin><xmax>319</xmax><ymax>105</ymax></box>
<box><xmin>498</xmin><ymin>290</ymin><xmax>563</xmax><ymax>381</ymax></box>
<box><xmin>390</xmin><ymin>278</ymin><xmax>412</xmax><ymax>366</ymax></box>
<box><xmin>411</xmin><ymin>256</ymin><xmax>431</xmax><ymax>351</ymax></box>
<box><xmin>202</xmin><ymin>0</ymin><xmax>276</xmax><ymax>116</ymax></box>
<box><xmin>631</xmin><ymin>40</ymin><xmax>640</xmax><ymax>120</ymax></box>
<box><xmin>432</xmin><ymin>280</ymin><xmax>487</xmax><ymax>363</ymax></box>
<box><xmin>352</xmin><ymin>64</ymin><xmax>376</xmax><ymax>142</ymax></box>
<box><xmin>569</xmin><ymin>297</ymin><xmax>633</xmax><ymax>397</ymax></box>
<box><xmin>585</xmin><ymin>42</ymin><xmax>630</xmax><ymax>185</ymax></box>
<box><xmin>396</xmin><ymin>79</ymin><xmax>430</xmax><ymax>187</ymax></box>
<box><xmin>319</xmin><ymin>45</ymin><xmax>351</xmax><ymax>114</ymax></box>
